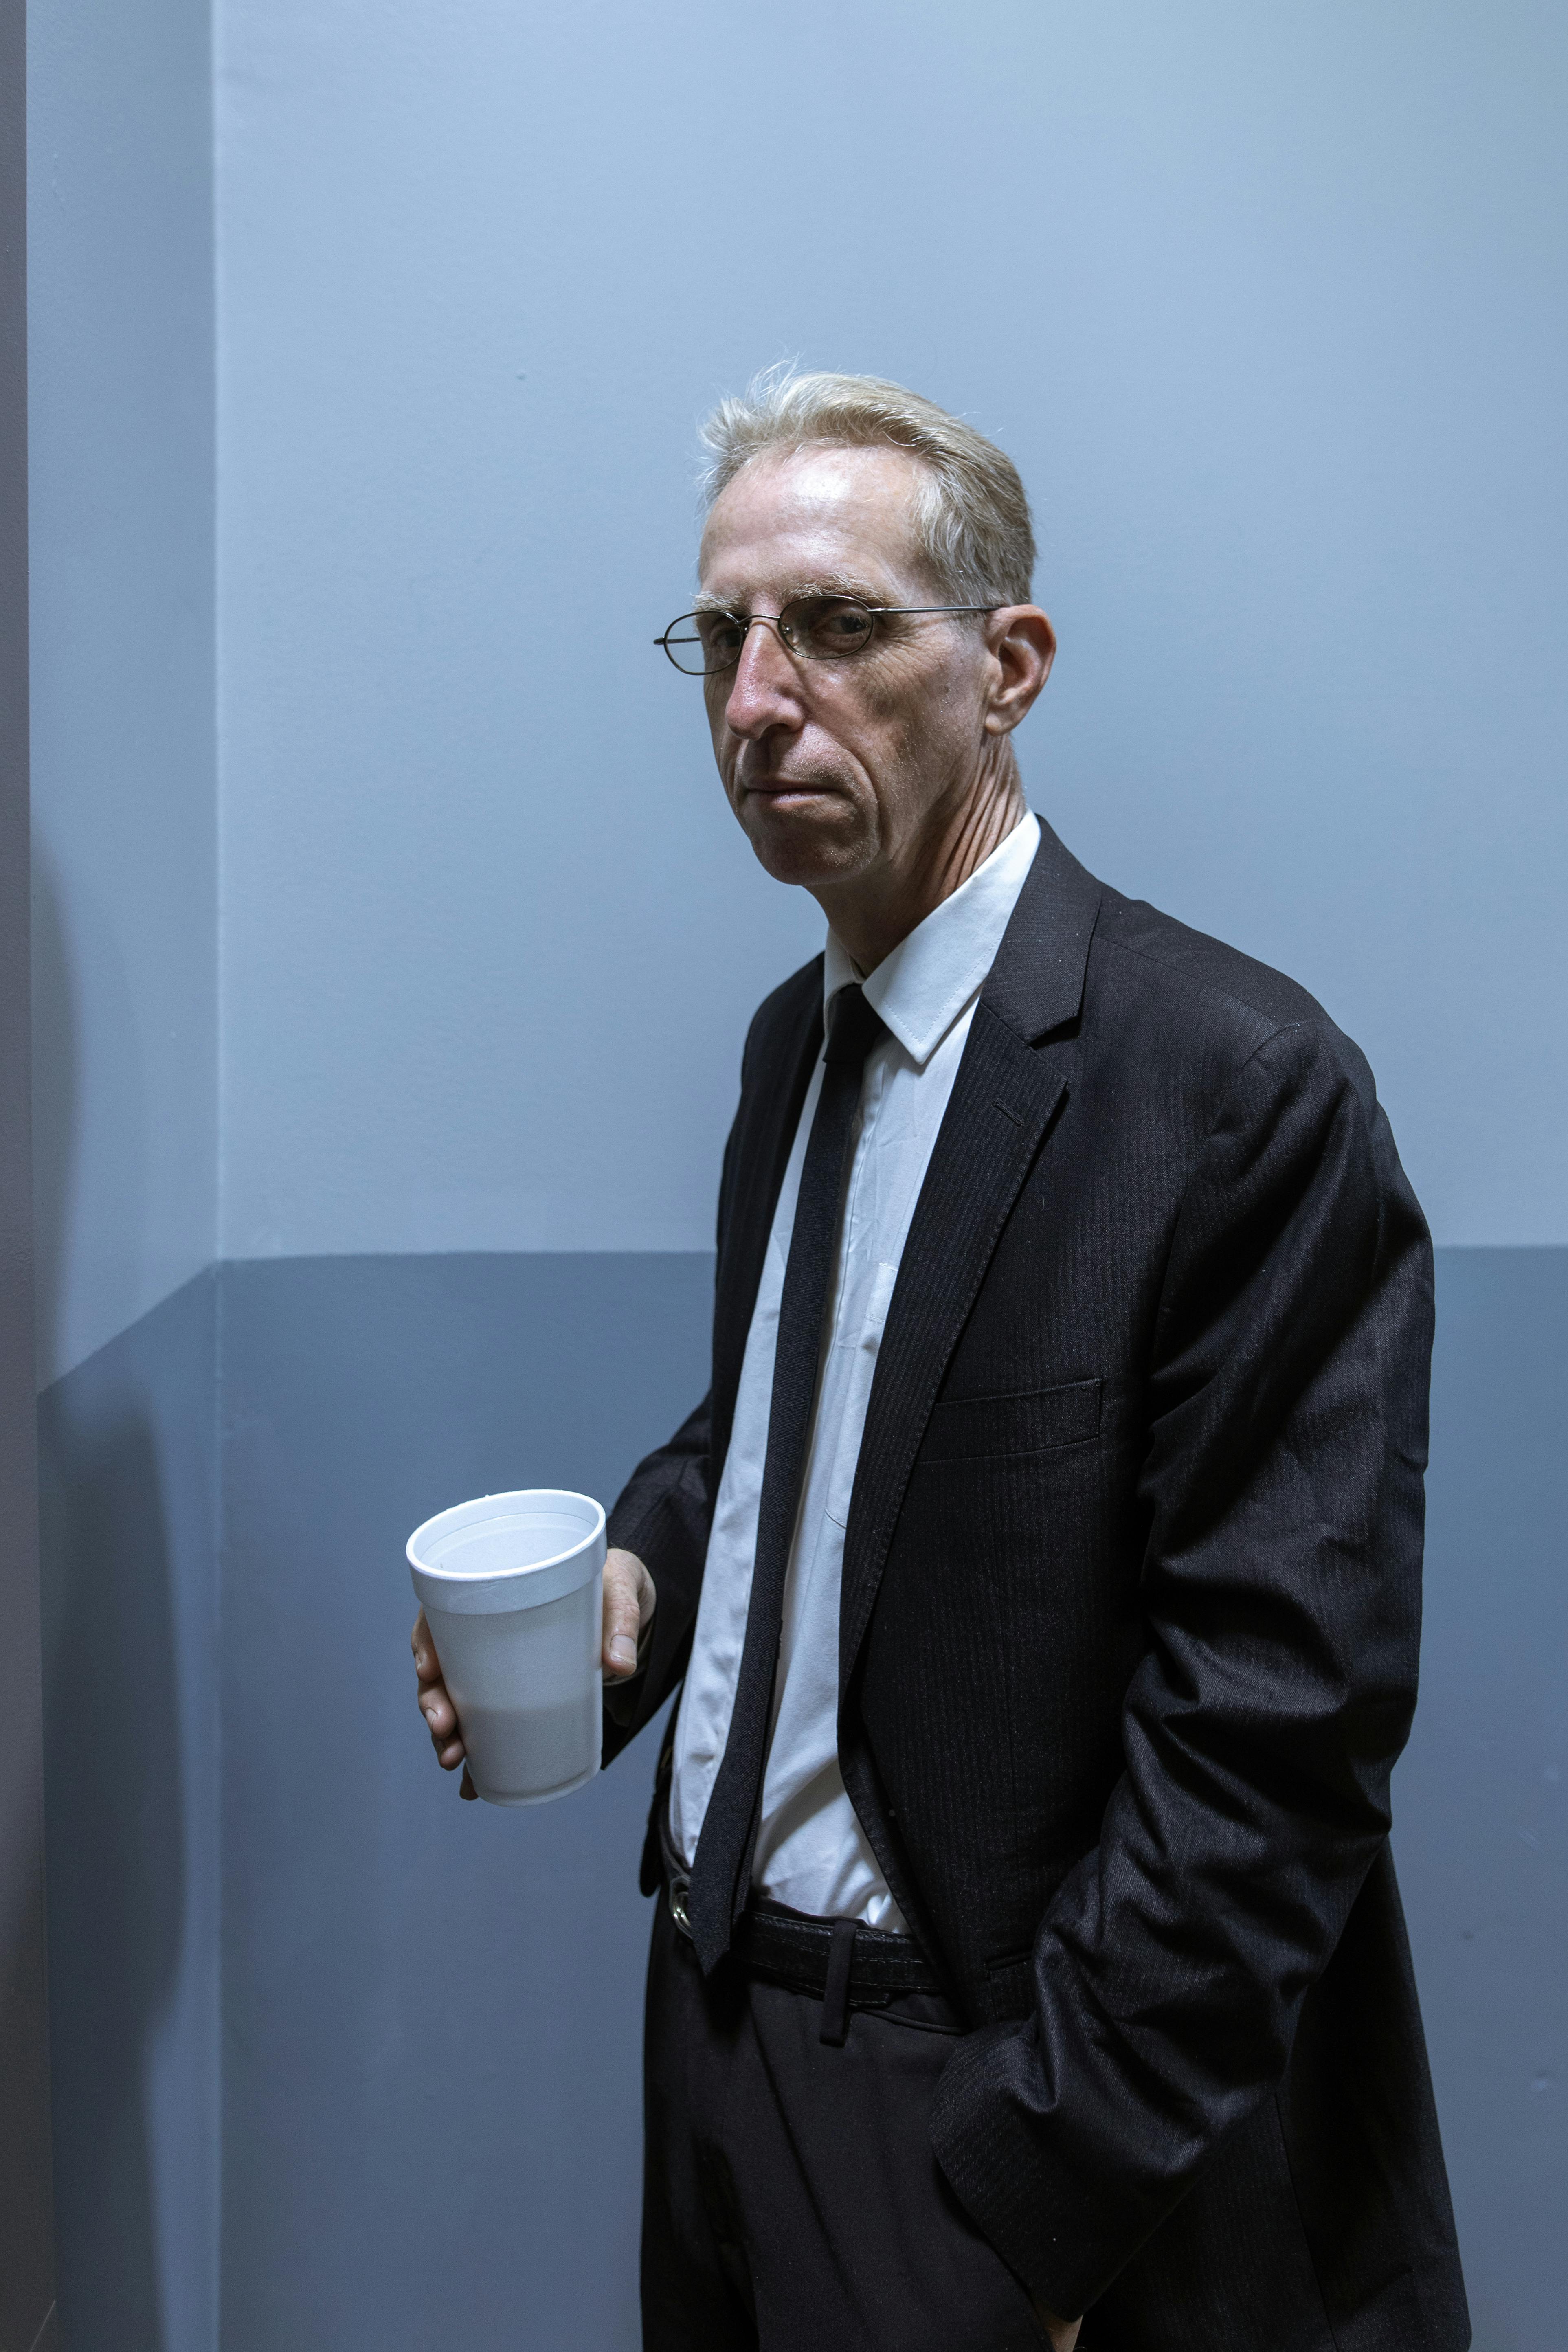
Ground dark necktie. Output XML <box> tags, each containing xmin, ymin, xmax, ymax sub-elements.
<box><xmin>686</xmin><ymin>983</ymin><xmax>888</xmax><ymax>1974</ymax></box>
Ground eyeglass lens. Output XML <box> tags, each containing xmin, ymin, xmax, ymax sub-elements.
<box><xmin>664</xmin><ymin>595</ymin><xmax>878</xmax><ymax>675</ymax></box>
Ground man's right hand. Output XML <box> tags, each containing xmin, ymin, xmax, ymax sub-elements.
<box><xmin>410</xmin><ymin>1548</ymin><xmax>656</xmax><ymax>1798</ymax></box>
<box><xmin>411</xmin><ymin>1607</ymin><xmax>474</xmax><ymax>1792</ymax></box>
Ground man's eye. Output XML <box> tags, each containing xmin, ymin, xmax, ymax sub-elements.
<box><xmin>792</xmin><ymin>599</ymin><xmax>875</xmax><ymax>656</ymax></box>
<box><xmin>700</xmin><ymin>616</ymin><xmax>745</xmax><ymax>658</ymax></box>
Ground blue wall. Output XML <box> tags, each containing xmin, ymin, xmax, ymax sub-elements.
<box><xmin>27</xmin><ymin>0</ymin><xmax>220</xmax><ymax>2345</ymax></box>
<box><xmin>216</xmin><ymin>1254</ymin><xmax>701</xmax><ymax>2352</ymax></box>
<box><xmin>28</xmin><ymin>0</ymin><xmax>216</xmax><ymax>1388</ymax></box>
<box><xmin>26</xmin><ymin>3</ymin><xmax>1568</xmax><ymax>2348</ymax></box>
<box><xmin>215</xmin><ymin>0</ymin><xmax>1568</xmax><ymax>1262</ymax></box>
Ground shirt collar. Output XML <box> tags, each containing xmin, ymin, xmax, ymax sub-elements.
<box><xmin>821</xmin><ymin>810</ymin><xmax>1041</xmax><ymax>1067</ymax></box>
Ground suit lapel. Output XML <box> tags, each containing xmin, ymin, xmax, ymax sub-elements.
<box><xmin>839</xmin><ymin>818</ymin><xmax>1103</xmax><ymax>1682</ymax></box>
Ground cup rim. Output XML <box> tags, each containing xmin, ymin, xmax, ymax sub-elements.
<box><xmin>406</xmin><ymin>1487</ymin><xmax>607</xmax><ymax>1585</ymax></box>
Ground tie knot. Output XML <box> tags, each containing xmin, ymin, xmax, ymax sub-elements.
<box><xmin>823</xmin><ymin>983</ymin><xmax>887</xmax><ymax>1070</ymax></box>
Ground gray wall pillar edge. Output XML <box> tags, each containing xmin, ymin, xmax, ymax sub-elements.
<box><xmin>0</xmin><ymin>0</ymin><xmax>58</xmax><ymax>2337</ymax></box>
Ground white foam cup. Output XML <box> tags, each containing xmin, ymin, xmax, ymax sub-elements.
<box><xmin>407</xmin><ymin>1489</ymin><xmax>606</xmax><ymax>1806</ymax></box>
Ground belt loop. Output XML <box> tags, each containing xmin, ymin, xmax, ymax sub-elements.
<box><xmin>819</xmin><ymin>1918</ymin><xmax>857</xmax><ymax>2047</ymax></box>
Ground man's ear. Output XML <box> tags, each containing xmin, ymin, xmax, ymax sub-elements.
<box><xmin>983</xmin><ymin>606</ymin><xmax>1056</xmax><ymax>736</ymax></box>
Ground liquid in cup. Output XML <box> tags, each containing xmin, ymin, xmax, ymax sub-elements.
<box><xmin>407</xmin><ymin>1489</ymin><xmax>606</xmax><ymax>1805</ymax></box>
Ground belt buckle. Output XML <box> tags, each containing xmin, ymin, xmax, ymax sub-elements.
<box><xmin>668</xmin><ymin>1876</ymin><xmax>692</xmax><ymax>1937</ymax></box>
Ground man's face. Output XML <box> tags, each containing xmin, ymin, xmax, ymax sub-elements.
<box><xmin>696</xmin><ymin>444</ymin><xmax>1013</xmax><ymax>892</ymax></box>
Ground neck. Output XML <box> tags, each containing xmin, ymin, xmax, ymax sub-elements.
<box><xmin>811</xmin><ymin>748</ymin><xmax>1027</xmax><ymax>973</ymax></box>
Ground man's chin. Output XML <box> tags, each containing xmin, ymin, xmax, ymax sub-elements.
<box><xmin>737</xmin><ymin>786</ymin><xmax>871</xmax><ymax>889</ymax></box>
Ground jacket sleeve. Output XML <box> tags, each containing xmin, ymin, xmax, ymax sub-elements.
<box><xmin>930</xmin><ymin>1017</ymin><xmax>1436</xmax><ymax>2317</ymax></box>
<box><xmin>601</xmin><ymin>1389</ymin><xmax>714</xmax><ymax>1763</ymax></box>
<box><xmin>600</xmin><ymin>1034</ymin><xmax>753</xmax><ymax>1764</ymax></box>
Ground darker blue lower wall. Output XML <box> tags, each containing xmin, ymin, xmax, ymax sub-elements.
<box><xmin>1391</xmin><ymin>1250</ymin><xmax>1566</xmax><ymax>2352</ymax></box>
<box><xmin>216</xmin><ymin>1252</ymin><xmax>707</xmax><ymax>2352</ymax></box>
<box><xmin>37</xmin><ymin>1269</ymin><xmax>220</xmax><ymax>2352</ymax></box>
<box><xmin>35</xmin><ymin>1247</ymin><xmax>1567</xmax><ymax>2352</ymax></box>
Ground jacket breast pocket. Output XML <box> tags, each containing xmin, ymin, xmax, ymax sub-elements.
<box><xmin>920</xmin><ymin>1377</ymin><xmax>1102</xmax><ymax>1464</ymax></box>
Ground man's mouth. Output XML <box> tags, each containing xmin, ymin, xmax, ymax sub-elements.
<box><xmin>739</xmin><ymin>774</ymin><xmax>835</xmax><ymax>799</ymax></box>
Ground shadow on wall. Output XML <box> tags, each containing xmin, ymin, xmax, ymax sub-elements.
<box><xmin>30</xmin><ymin>847</ymin><xmax>77</xmax><ymax>1392</ymax></box>
<box><xmin>0</xmin><ymin>846</ymin><xmax>55</xmax><ymax>2338</ymax></box>
<box><xmin>33</xmin><ymin>844</ymin><xmax>217</xmax><ymax>2352</ymax></box>
<box><xmin>37</xmin><ymin>1398</ymin><xmax>185</xmax><ymax>2352</ymax></box>
<box><xmin>31</xmin><ymin>842</ymin><xmax>150</xmax><ymax>1392</ymax></box>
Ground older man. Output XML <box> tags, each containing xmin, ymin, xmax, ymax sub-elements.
<box><xmin>414</xmin><ymin>373</ymin><xmax>1469</xmax><ymax>2352</ymax></box>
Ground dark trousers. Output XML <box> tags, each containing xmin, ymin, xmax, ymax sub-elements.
<box><xmin>640</xmin><ymin>1891</ymin><xmax>1048</xmax><ymax>2352</ymax></box>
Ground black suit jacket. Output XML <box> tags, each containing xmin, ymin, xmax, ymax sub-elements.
<box><xmin>604</xmin><ymin>817</ymin><xmax>1469</xmax><ymax>2349</ymax></box>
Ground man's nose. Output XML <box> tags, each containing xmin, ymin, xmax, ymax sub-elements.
<box><xmin>721</xmin><ymin>618</ymin><xmax>803</xmax><ymax>738</ymax></box>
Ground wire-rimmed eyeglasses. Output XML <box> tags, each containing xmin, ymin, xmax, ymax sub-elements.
<box><xmin>654</xmin><ymin>595</ymin><xmax>1000</xmax><ymax>676</ymax></box>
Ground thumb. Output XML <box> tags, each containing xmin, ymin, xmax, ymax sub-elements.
<box><xmin>602</xmin><ymin>1548</ymin><xmax>649</xmax><ymax>1678</ymax></box>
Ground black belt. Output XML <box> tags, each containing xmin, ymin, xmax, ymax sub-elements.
<box><xmin>659</xmin><ymin>1799</ymin><xmax>944</xmax><ymax>2045</ymax></box>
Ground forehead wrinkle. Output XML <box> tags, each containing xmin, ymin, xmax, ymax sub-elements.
<box><xmin>691</xmin><ymin>572</ymin><xmax>890</xmax><ymax>616</ymax></box>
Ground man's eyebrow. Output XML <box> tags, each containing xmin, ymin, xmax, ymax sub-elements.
<box><xmin>692</xmin><ymin>575</ymin><xmax>887</xmax><ymax>614</ymax></box>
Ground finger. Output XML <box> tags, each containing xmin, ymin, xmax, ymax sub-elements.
<box><xmin>419</xmin><ymin>1680</ymin><xmax>458</xmax><ymax>1741</ymax></box>
<box><xmin>602</xmin><ymin>1549</ymin><xmax>647</xmax><ymax>1677</ymax></box>
<box><xmin>459</xmin><ymin>1764</ymin><xmax>477</xmax><ymax>1801</ymax></box>
<box><xmin>434</xmin><ymin>1728</ymin><xmax>467</xmax><ymax>1770</ymax></box>
<box><xmin>411</xmin><ymin>1610</ymin><xmax>443</xmax><ymax>1687</ymax></box>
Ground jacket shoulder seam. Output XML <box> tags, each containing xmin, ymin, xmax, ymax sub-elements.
<box><xmin>1094</xmin><ymin>924</ymin><xmax>1329</xmax><ymax>1041</ymax></box>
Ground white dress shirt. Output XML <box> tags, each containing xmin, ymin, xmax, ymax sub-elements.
<box><xmin>670</xmin><ymin>813</ymin><xmax>1042</xmax><ymax>1927</ymax></box>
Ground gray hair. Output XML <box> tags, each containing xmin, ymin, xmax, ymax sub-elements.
<box><xmin>698</xmin><ymin>366</ymin><xmax>1036</xmax><ymax>608</ymax></box>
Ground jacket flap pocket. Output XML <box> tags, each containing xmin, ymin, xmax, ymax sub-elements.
<box><xmin>922</xmin><ymin>1377</ymin><xmax>1102</xmax><ymax>1463</ymax></box>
